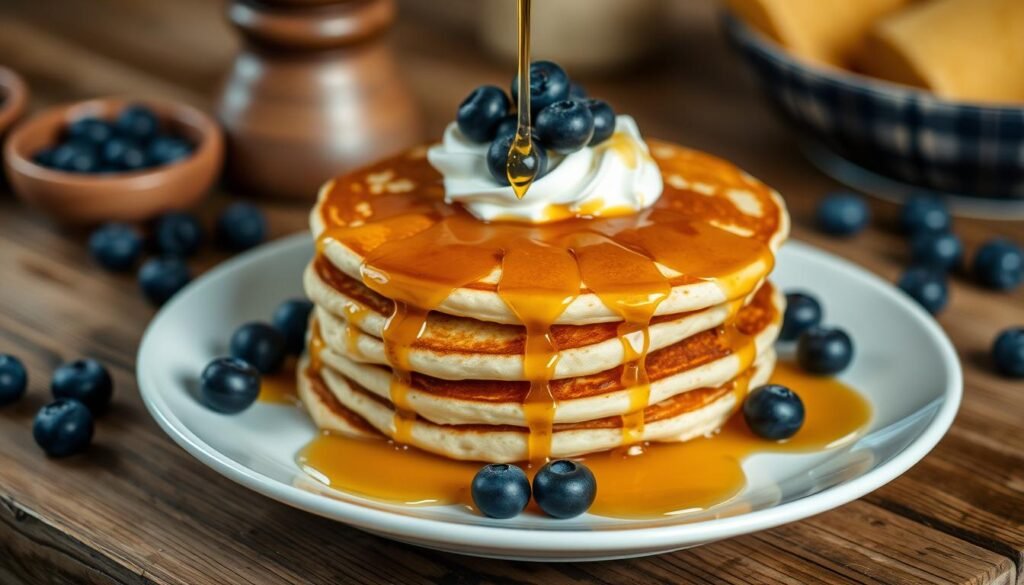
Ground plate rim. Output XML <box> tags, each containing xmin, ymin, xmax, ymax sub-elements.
<box><xmin>137</xmin><ymin>234</ymin><xmax>963</xmax><ymax>557</ymax></box>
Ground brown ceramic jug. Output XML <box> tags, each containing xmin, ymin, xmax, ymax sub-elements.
<box><xmin>216</xmin><ymin>0</ymin><xmax>423</xmax><ymax>199</ymax></box>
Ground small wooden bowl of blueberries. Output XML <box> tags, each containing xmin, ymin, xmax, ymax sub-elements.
<box><xmin>3</xmin><ymin>98</ymin><xmax>223</xmax><ymax>224</ymax></box>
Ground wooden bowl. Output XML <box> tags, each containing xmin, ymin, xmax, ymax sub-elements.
<box><xmin>0</xmin><ymin>67</ymin><xmax>29</xmax><ymax>137</ymax></box>
<box><xmin>3</xmin><ymin>97</ymin><xmax>224</xmax><ymax>224</ymax></box>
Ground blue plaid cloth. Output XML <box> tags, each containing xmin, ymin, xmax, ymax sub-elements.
<box><xmin>724</xmin><ymin>15</ymin><xmax>1024</xmax><ymax>200</ymax></box>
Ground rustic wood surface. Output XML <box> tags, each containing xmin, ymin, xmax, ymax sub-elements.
<box><xmin>0</xmin><ymin>1</ymin><xmax>1021</xmax><ymax>583</ymax></box>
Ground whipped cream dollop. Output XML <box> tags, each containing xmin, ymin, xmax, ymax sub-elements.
<box><xmin>427</xmin><ymin>116</ymin><xmax>663</xmax><ymax>224</ymax></box>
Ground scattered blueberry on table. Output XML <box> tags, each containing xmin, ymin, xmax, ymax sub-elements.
<box><xmin>899</xmin><ymin>194</ymin><xmax>951</xmax><ymax>235</ymax></box>
<box><xmin>230</xmin><ymin>322</ymin><xmax>287</xmax><ymax>374</ymax></box>
<box><xmin>273</xmin><ymin>298</ymin><xmax>315</xmax><ymax>356</ymax></box>
<box><xmin>743</xmin><ymin>384</ymin><xmax>805</xmax><ymax>440</ymax></box>
<box><xmin>780</xmin><ymin>291</ymin><xmax>823</xmax><ymax>342</ymax></box>
<box><xmin>532</xmin><ymin>459</ymin><xmax>597</xmax><ymax>519</ymax></box>
<box><xmin>992</xmin><ymin>328</ymin><xmax>1024</xmax><ymax>379</ymax></box>
<box><xmin>89</xmin><ymin>223</ymin><xmax>154</xmax><ymax>285</ymax></box>
<box><xmin>33</xmin><ymin>399</ymin><xmax>94</xmax><ymax>458</ymax></box>
<box><xmin>199</xmin><ymin>357</ymin><xmax>261</xmax><ymax>414</ymax></box>
<box><xmin>153</xmin><ymin>212</ymin><xmax>205</xmax><ymax>257</ymax></box>
<box><xmin>0</xmin><ymin>354</ymin><xmax>28</xmax><ymax>407</ymax></box>
<box><xmin>815</xmin><ymin>192</ymin><xmax>870</xmax><ymax>237</ymax></box>
<box><xmin>216</xmin><ymin>203</ymin><xmax>267</xmax><ymax>252</ymax></box>
<box><xmin>138</xmin><ymin>256</ymin><xmax>192</xmax><ymax>305</ymax></box>
<box><xmin>31</xmin><ymin>103</ymin><xmax>194</xmax><ymax>174</ymax></box>
<box><xmin>898</xmin><ymin>267</ymin><xmax>949</xmax><ymax>315</ymax></box>
<box><xmin>471</xmin><ymin>463</ymin><xmax>532</xmax><ymax>519</ymax></box>
<box><xmin>51</xmin><ymin>359</ymin><xmax>114</xmax><ymax>415</ymax></box>
<box><xmin>972</xmin><ymin>239</ymin><xmax>1023</xmax><ymax>292</ymax></box>
<box><xmin>797</xmin><ymin>326</ymin><xmax>854</xmax><ymax>375</ymax></box>
<box><xmin>909</xmin><ymin>231</ymin><xmax>963</xmax><ymax>272</ymax></box>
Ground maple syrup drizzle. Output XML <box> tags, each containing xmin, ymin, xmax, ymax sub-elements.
<box><xmin>296</xmin><ymin>361</ymin><xmax>872</xmax><ymax>517</ymax></box>
<box><xmin>507</xmin><ymin>0</ymin><xmax>537</xmax><ymax>199</ymax></box>
<box><xmin>342</xmin><ymin>301</ymin><xmax>370</xmax><ymax>359</ymax></box>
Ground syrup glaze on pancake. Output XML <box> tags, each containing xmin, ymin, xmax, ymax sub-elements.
<box><xmin>312</xmin><ymin>140</ymin><xmax>786</xmax><ymax>461</ymax></box>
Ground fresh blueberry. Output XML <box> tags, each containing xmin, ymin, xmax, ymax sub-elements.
<box><xmin>199</xmin><ymin>357</ymin><xmax>261</xmax><ymax>414</ymax></box>
<box><xmin>230</xmin><ymin>322</ymin><xmax>287</xmax><ymax>374</ymax></box>
<box><xmin>33</xmin><ymin>147</ymin><xmax>58</xmax><ymax>168</ymax></box>
<box><xmin>115</xmin><ymin>104</ymin><xmax>160</xmax><ymax>140</ymax></box>
<box><xmin>101</xmin><ymin>137</ymin><xmax>149</xmax><ymax>171</ymax></box>
<box><xmin>51</xmin><ymin>142</ymin><xmax>99</xmax><ymax>173</ymax></box>
<box><xmin>584</xmin><ymin>99</ymin><xmax>616</xmax><ymax>146</ymax></box>
<box><xmin>67</xmin><ymin>117</ymin><xmax>115</xmax><ymax>145</ymax></box>
<box><xmin>273</xmin><ymin>298</ymin><xmax>315</xmax><ymax>355</ymax></box>
<box><xmin>780</xmin><ymin>291</ymin><xmax>822</xmax><ymax>342</ymax></box>
<box><xmin>569</xmin><ymin>83</ymin><xmax>587</xmax><ymax>99</ymax></box>
<box><xmin>138</xmin><ymin>256</ymin><xmax>191</xmax><ymax>305</ymax></box>
<box><xmin>910</xmin><ymin>231</ymin><xmax>963</xmax><ymax>272</ymax></box>
<box><xmin>148</xmin><ymin>136</ymin><xmax>193</xmax><ymax>166</ymax></box>
<box><xmin>743</xmin><ymin>384</ymin><xmax>805</xmax><ymax>440</ymax></box>
<box><xmin>898</xmin><ymin>267</ymin><xmax>949</xmax><ymax>315</ymax></box>
<box><xmin>511</xmin><ymin>61</ymin><xmax>571</xmax><ymax>115</ymax></box>
<box><xmin>972</xmin><ymin>239</ymin><xmax>1023</xmax><ymax>291</ymax></box>
<box><xmin>456</xmin><ymin>86</ymin><xmax>511</xmax><ymax>143</ymax></box>
<box><xmin>797</xmin><ymin>326</ymin><xmax>854</xmax><ymax>375</ymax></box>
<box><xmin>33</xmin><ymin>399</ymin><xmax>94</xmax><ymax>457</ymax></box>
<box><xmin>493</xmin><ymin>114</ymin><xmax>519</xmax><ymax>142</ymax></box>
<box><xmin>900</xmin><ymin>195</ymin><xmax>951</xmax><ymax>235</ymax></box>
<box><xmin>471</xmin><ymin>463</ymin><xmax>531</xmax><ymax>519</ymax></box>
<box><xmin>535</xmin><ymin>100</ymin><xmax>594</xmax><ymax>154</ymax></box>
<box><xmin>486</xmin><ymin>134</ymin><xmax>548</xmax><ymax>186</ymax></box>
<box><xmin>992</xmin><ymin>327</ymin><xmax>1024</xmax><ymax>378</ymax></box>
<box><xmin>153</xmin><ymin>212</ymin><xmax>204</xmax><ymax>257</ymax></box>
<box><xmin>51</xmin><ymin>359</ymin><xmax>114</xmax><ymax>415</ymax></box>
<box><xmin>88</xmin><ymin>223</ymin><xmax>144</xmax><ymax>272</ymax></box>
<box><xmin>532</xmin><ymin>459</ymin><xmax>597</xmax><ymax>519</ymax></box>
<box><xmin>815</xmin><ymin>192</ymin><xmax>870</xmax><ymax>237</ymax></box>
<box><xmin>215</xmin><ymin>203</ymin><xmax>267</xmax><ymax>252</ymax></box>
<box><xmin>0</xmin><ymin>354</ymin><xmax>27</xmax><ymax>407</ymax></box>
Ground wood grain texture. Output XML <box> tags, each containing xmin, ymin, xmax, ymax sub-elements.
<box><xmin>0</xmin><ymin>0</ymin><xmax>1021</xmax><ymax>583</ymax></box>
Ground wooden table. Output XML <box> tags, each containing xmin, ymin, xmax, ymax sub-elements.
<box><xmin>1</xmin><ymin>1</ymin><xmax>1022</xmax><ymax>583</ymax></box>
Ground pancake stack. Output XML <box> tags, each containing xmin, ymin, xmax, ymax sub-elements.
<box><xmin>298</xmin><ymin>140</ymin><xmax>790</xmax><ymax>463</ymax></box>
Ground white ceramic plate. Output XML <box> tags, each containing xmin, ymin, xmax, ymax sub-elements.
<box><xmin>137</xmin><ymin>235</ymin><xmax>961</xmax><ymax>562</ymax></box>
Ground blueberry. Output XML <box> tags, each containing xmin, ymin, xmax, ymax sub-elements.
<box><xmin>115</xmin><ymin>104</ymin><xmax>160</xmax><ymax>140</ymax></box>
<box><xmin>797</xmin><ymin>326</ymin><xmax>854</xmax><ymax>375</ymax></box>
<box><xmin>33</xmin><ymin>399</ymin><xmax>94</xmax><ymax>457</ymax></box>
<box><xmin>900</xmin><ymin>195</ymin><xmax>951</xmax><ymax>235</ymax></box>
<box><xmin>569</xmin><ymin>83</ymin><xmax>588</xmax><ymax>99</ymax></box>
<box><xmin>532</xmin><ymin>459</ymin><xmax>596</xmax><ymax>519</ymax></box>
<box><xmin>909</xmin><ymin>231</ymin><xmax>963</xmax><ymax>272</ymax></box>
<box><xmin>138</xmin><ymin>256</ymin><xmax>191</xmax><ymax>305</ymax></box>
<box><xmin>230</xmin><ymin>322</ymin><xmax>287</xmax><ymax>374</ymax></box>
<box><xmin>51</xmin><ymin>142</ymin><xmax>99</xmax><ymax>173</ymax></box>
<box><xmin>471</xmin><ymin>463</ymin><xmax>531</xmax><ymax>519</ymax></box>
<box><xmin>743</xmin><ymin>384</ymin><xmax>805</xmax><ymax>440</ymax></box>
<box><xmin>972</xmin><ymin>239</ymin><xmax>1023</xmax><ymax>291</ymax></box>
<box><xmin>216</xmin><ymin>203</ymin><xmax>267</xmax><ymax>252</ymax></box>
<box><xmin>493</xmin><ymin>114</ymin><xmax>519</xmax><ymax>142</ymax></box>
<box><xmin>51</xmin><ymin>359</ymin><xmax>114</xmax><ymax>415</ymax></box>
<box><xmin>0</xmin><ymin>354</ymin><xmax>27</xmax><ymax>407</ymax></box>
<box><xmin>32</xmin><ymin>147</ymin><xmax>58</xmax><ymax>168</ymax></box>
<box><xmin>486</xmin><ymin>134</ymin><xmax>548</xmax><ymax>186</ymax></box>
<box><xmin>511</xmin><ymin>61</ymin><xmax>571</xmax><ymax>115</ymax></box>
<box><xmin>815</xmin><ymin>192</ymin><xmax>870</xmax><ymax>237</ymax></box>
<box><xmin>88</xmin><ymin>223</ymin><xmax>143</xmax><ymax>272</ymax></box>
<box><xmin>148</xmin><ymin>136</ymin><xmax>193</xmax><ymax>166</ymax></box>
<box><xmin>66</xmin><ymin>117</ymin><xmax>115</xmax><ymax>145</ymax></box>
<box><xmin>153</xmin><ymin>212</ymin><xmax>204</xmax><ymax>257</ymax></box>
<box><xmin>780</xmin><ymin>291</ymin><xmax>822</xmax><ymax>342</ymax></box>
<box><xmin>272</xmin><ymin>298</ymin><xmax>315</xmax><ymax>355</ymax></box>
<box><xmin>898</xmin><ymin>267</ymin><xmax>949</xmax><ymax>315</ymax></box>
<box><xmin>584</xmin><ymin>99</ymin><xmax>616</xmax><ymax>146</ymax></box>
<box><xmin>200</xmin><ymin>357</ymin><xmax>261</xmax><ymax>414</ymax></box>
<box><xmin>456</xmin><ymin>86</ymin><xmax>511</xmax><ymax>143</ymax></box>
<box><xmin>101</xmin><ymin>137</ymin><xmax>149</xmax><ymax>171</ymax></box>
<box><xmin>535</xmin><ymin>100</ymin><xmax>595</xmax><ymax>155</ymax></box>
<box><xmin>992</xmin><ymin>327</ymin><xmax>1024</xmax><ymax>378</ymax></box>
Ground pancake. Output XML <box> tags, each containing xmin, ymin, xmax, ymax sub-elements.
<box><xmin>311</xmin><ymin>140</ymin><xmax>790</xmax><ymax>325</ymax></box>
<box><xmin>308</xmin><ymin>261</ymin><xmax>778</xmax><ymax>380</ymax></box>
<box><xmin>298</xmin><ymin>350</ymin><xmax>776</xmax><ymax>462</ymax></box>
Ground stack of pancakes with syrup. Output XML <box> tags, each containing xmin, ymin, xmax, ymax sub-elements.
<box><xmin>298</xmin><ymin>140</ymin><xmax>790</xmax><ymax>463</ymax></box>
